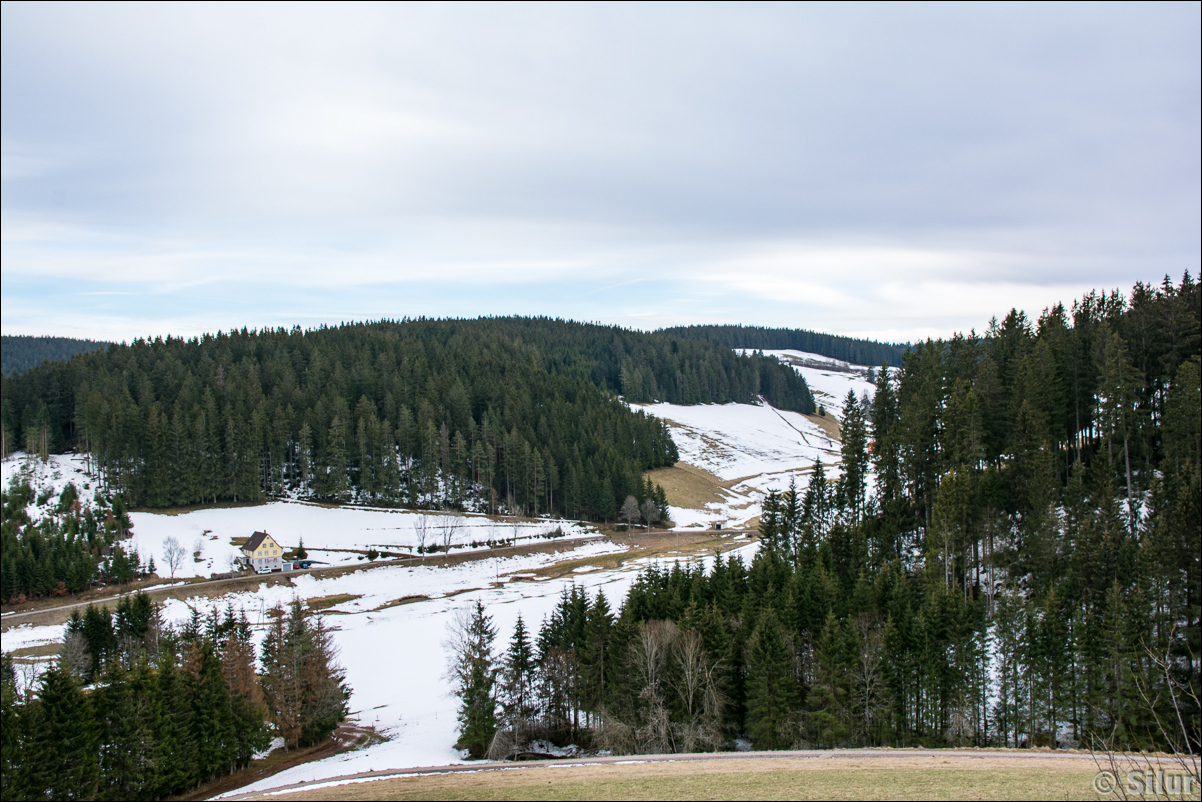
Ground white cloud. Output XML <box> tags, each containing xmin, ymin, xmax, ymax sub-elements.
<box><xmin>1</xmin><ymin>4</ymin><xmax>1197</xmax><ymax>340</ymax></box>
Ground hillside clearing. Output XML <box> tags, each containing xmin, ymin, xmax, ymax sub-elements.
<box><xmin>642</xmin><ymin>463</ymin><xmax>729</xmax><ymax>510</ymax></box>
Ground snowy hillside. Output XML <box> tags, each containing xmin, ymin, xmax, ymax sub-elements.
<box><xmin>0</xmin><ymin>346</ymin><xmax>877</xmax><ymax>794</ymax></box>
<box><xmin>0</xmin><ymin>452</ymin><xmax>102</xmax><ymax>522</ymax></box>
<box><xmin>753</xmin><ymin>349</ymin><xmax>879</xmax><ymax>418</ymax></box>
<box><xmin>635</xmin><ymin>349</ymin><xmax>878</xmax><ymax>529</ymax></box>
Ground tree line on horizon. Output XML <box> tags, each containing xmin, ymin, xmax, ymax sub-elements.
<box><xmin>0</xmin><ymin>595</ymin><xmax>348</xmax><ymax>801</ymax></box>
<box><xmin>0</xmin><ymin>318</ymin><xmax>815</xmax><ymax>520</ymax></box>
<box><xmin>660</xmin><ymin>324</ymin><xmax>909</xmax><ymax>367</ymax></box>
<box><xmin>1</xmin><ymin>336</ymin><xmax>112</xmax><ymax>377</ymax></box>
<box><xmin>451</xmin><ymin>274</ymin><xmax>1200</xmax><ymax>755</ymax></box>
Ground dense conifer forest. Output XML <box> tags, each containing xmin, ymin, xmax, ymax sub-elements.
<box><xmin>0</xmin><ymin>318</ymin><xmax>812</xmax><ymax>518</ymax></box>
<box><xmin>453</xmin><ymin>275</ymin><xmax>1200</xmax><ymax>754</ymax></box>
<box><xmin>0</xmin><ymin>595</ymin><xmax>348</xmax><ymax>801</ymax></box>
<box><xmin>660</xmin><ymin>324</ymin><xmax>910</xmax><ymax>367</ymax></box>
<box><xmin>1</xmin><ymin>336</ymin><xmax>111</xmax><ymax>377</ymax></box>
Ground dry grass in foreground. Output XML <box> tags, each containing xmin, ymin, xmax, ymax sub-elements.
<box><xmin>248</xmin><ymin>754</ymin><xmax>1123</xmax><ymax>801</ymax></box>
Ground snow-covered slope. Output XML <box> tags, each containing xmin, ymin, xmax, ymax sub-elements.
<box><xmin>641</xmin><ymin>401</ymin><xmax>836</xmax><ymax>482</ymax></box>
<box><xmin>635</xmin><ymin>349</ymin><xmax>879</xmax><ymax>529</ymax></box>
<box><xmin>757</xmin><ymin>349</ymin><xmax>879</xmax><ymax>418</ymax></box>
<box><xmin>1</xmin><ymin>453</ymin><xmax>102</xmax><ymax>521</ymax></box>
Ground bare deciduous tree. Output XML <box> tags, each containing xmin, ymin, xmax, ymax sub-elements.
<box><xmin>631</xmin><ymin>620</ymin><xmax>678</xmax><ymax>753</ymax></box>
<box><xmin>510</xmin><ymin>505</ymin><xmax>524</xmax><ymax>546</ymax></box>
<box><xmin>59</xmin><ymin>630</ymin><xmax>91</xmax><ymax>680</ymax></box>
<box><xmin>415</xmin><ymin>514</ymin><xmax>431</xmax><ymax>559</ymax></box>
<box><xmin>163</xmin><ymin>536</ymin><xmax>186</xmax><ymax>579</ymax></box>
<box><xmin>640</xmin><ymin>498</ymin><xmax>661</xmax><ymax>530</ymax></box>
<box><xmin>851</xmin><ymin>613</ymin><xmax>888</xmax><ymax>743</ymax></box>
<box><xmin>440</xmin><ymin>514</ymin><xmax>463</xmax><ymax>555</ymax></box>
<box><xmin>620</xmin><ymin>495</ymin><xmax>640</xmax><ymax>530</ymax></box>
<box><xmin>1088</xmin><ymin>631</ymin><xmax>1199</xmax><ymax>800</ymax></box>
<box><xmin>670</xmin><ymin>628</ymin><xmax>724</xmax><ymax>752</ymax></box>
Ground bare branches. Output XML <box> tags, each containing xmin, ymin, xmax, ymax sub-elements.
<box><xmin>162</xmin><ymin>536</ymin><xmax>186</xmax><ymax>579</ymax></box>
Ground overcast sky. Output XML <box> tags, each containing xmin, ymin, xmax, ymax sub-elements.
<box><xmin>2</xmin><ymin>2</ymin><xmax>1199</xmax><ymax>343</ymax></box>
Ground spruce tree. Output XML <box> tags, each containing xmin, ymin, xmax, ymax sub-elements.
<box><xmin>155</xmin><ymin>657</ymin><xmax>197</xmax><ymax>796</ymax></box>
<box><xmin>744</xmin><ymin>606</ymin><xmax>796</xmax><ymax>749</ymax></box>
<box><xmin>499</xmin><ymin>614</ymin><xmax>536</xmax><ymax>751</ymax></box>
<box><xmin>807</xmin><ymin>611</ymin><xmax>850</xmax><ymax>747</ymax></box>
<box><xmin>451</xmin><ymin>601</ymin><xmax>498</xmax><ymax>758</ymax></box>
<box><xmin>28</xmin><ymin>666</ymin><xmax>100</xmax><ymax>801</ymax></box>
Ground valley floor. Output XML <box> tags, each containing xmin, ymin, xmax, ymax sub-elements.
<box><xmin>1</xmin><ymin>355</ymin><xmax>883</xmax><ymax>798</ymax></box>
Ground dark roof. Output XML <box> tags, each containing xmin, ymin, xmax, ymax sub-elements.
<box><xmin>243</xmin><ymin>531</ymin><xmax>274</xmax><ymax>553</ymax></box>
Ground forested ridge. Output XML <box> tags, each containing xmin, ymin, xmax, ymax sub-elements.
<box><xmin>660</xmin><ymin>324</ymin><xmax>909</xmax><ymax>367</ymax></box>
<box><xmin>453</xmin><ymin>275</ymin><xmax>1200</xmax><ymax>755</ymax></box>
<box><xmin>0</xmin><ymin>317</ymin><xmax>812</xmax><ymax>519</ymax></box>
<box><xmin>1</xmin><ymin>336</ymin><xmax>111</xmax><ymax>377</ymax></box>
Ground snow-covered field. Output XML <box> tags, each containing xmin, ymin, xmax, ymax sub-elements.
<box><xmin>208</xmin><ymin>539</ymin><xmax>758</xmax><ymax>796</ymax></box>
<box><xmin>1</xmin><ymin>453</ymin><xmax>590</xmax><ymax>579</ymax></box>
<box><xmin>2</xmin><ymin>521</ymin><xmax>755</xmax><ymax>795</ymax></box>
<box><xmin>126</xmin><ymin>503</ymin><xmax>590</xmax><ymax>579</ymax></box>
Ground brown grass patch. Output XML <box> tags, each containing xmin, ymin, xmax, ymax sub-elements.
<box><xmin>132</xmin><ymin>499</ymin><xmax>267</xmax><ymax>516</ymax></box>
<box><xmin>369</xmin><ymin>595</ymin><xmax>431</xmax><ymax>612</ymax></box>
<box><xmin>247</xmin><ymin>753</ymin><xmax>1118</xmax><ymax>801</ymax></box>
<box><xmin>804</xmin><ymin>412</ymin><xmax>841</xmax><ymax>441</ymax></box>
<box><xmin>643</xmin><ymin>463</ymin><xmax>729</xmax><ymax>510</ymax></box>
<box><xmin>528</xmin><ymin>530</ymin><xmax>752</xmax><ymax>582</ymax></box>
<box><xmin>7</xmin><ymin>643</ymin><xmax>61</xmax><ymax>660</ymax></box>
<box><xmin>306</xmin><ymin>594</ymin><xmax>362</xmax><ymax>612</ymax></box>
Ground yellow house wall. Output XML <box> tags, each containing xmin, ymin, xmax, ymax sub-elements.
<box><xmin>246</xmin><ymin>536</ymin><xmax>282</xmax><ymax>557</ymax></box>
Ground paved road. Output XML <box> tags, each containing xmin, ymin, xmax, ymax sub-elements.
<box><xmin>219</xmin><ymin>748</ymin><xmax>1105</xmax><ymax>800</ymax></box>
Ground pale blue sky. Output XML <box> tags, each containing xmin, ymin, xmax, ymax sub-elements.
<box><xmin>2</xmin><ymin>2</ymin><xmax>1199</xmax><ymax>343</ymax></box>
